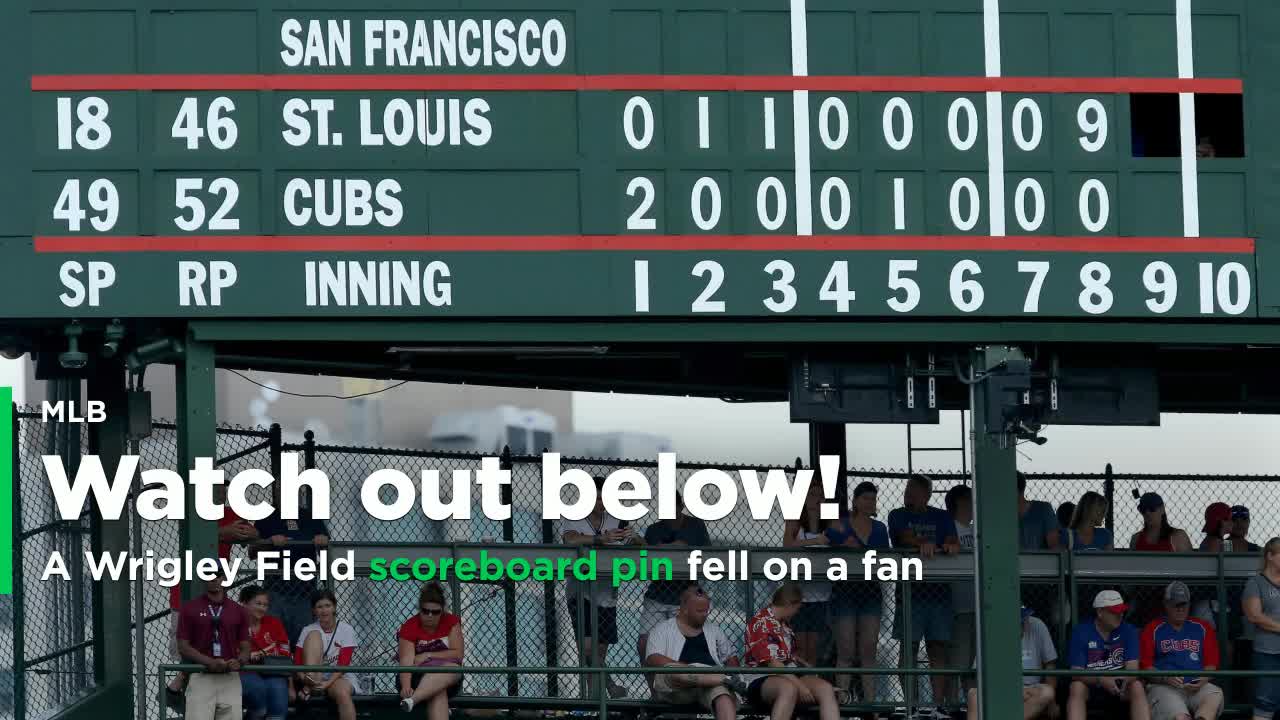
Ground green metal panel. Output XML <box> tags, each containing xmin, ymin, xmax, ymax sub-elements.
<box><xmin>3</xmin><ymin>0</ymin><xmax>1273</xmax><ymax>322</ymax></box>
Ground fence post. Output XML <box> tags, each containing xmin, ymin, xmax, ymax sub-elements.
<box><xmin>1103</xmin><ymin>463</ymin><xmax>1115</xmax><ymax>532</ymax></box>
<box><xmin>303</xmin><ymin>429</ymin><xmax>316</xmax><ymax>470</ymax></box>
<box><xmin>541</xmin><ymin>449</ymin><xmax>559</xmax><ymax>697</ymax></box>
<box><xmin>12</xmin><ymin>402</ymin><xmax>25</xmax><ymax>720</ymax></box>
<box><xmin>268</xmin><ymin>422</ymin><xmax>282</xmax><ymax>480</ymax></box>
<box><xmin>499</xmin><ymin>446</ymin><xmax>519</xmax><ymax>696</ymax></box>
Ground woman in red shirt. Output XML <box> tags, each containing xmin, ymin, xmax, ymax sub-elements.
<box><xmin>744</xmin><ymin>583</ymin><xmax>841</xmax><ymax>720</ymax></box>
<box><xmin>238</xmin><ymin>585</ymin><xmax>292</xmax><ymax>720</ymax></box>
<box><xmin>398</xmin><ymin>582</ymin><xmax>465</xmax><ymax>718</ymax></box>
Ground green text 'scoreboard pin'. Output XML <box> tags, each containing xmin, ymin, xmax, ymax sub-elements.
<box><xmin>7</xmin><ymin>0</ymin><xmax>1272</xmax><ymax>319</ymax></box>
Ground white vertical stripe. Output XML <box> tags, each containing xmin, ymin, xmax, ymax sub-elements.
<box><xmin>1176</xmin><ymin>0</ymin><xmax>1201</xmax><ymax>237</ymax></box>
<box><xmin>983</xmin><ymin>0</ymin><xmax>1006</xmax><ymax>237</ymax></box>
<box><xmin>791</xmin><ymin>0</ymin><xmax>813</xmax><ymax>235</ymax></box>
<box><xmin>634</xmin><ymin>260</ymin><xmax>650</xmax><ymax>312</ymax></box>
<box><xmin>698</xmin><ymin>96</ymin><xmax>710</xmax><ymax>149</ymax></box>
<box><xmin>894</xmin><ymin>178</ymin><xmax>906</xmax><ymax>230</ymax></box>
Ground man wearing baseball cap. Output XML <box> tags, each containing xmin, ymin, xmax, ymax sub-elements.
<box><xmin>1066</xmin><ymin>590</ymin><xmax>1148</xmax><ymax>720</ymax></box>
<box><xmin>1230</xmin><ymin>506</ymin><xmax>1260</xmax><ymax>553</ymax></box>
<box><xmin>1140</xmin><ymin>581</ymin><xmax>1223</xmax><ymax>720</ymax></box>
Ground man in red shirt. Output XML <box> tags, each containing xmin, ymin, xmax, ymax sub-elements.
<box><xmin>177</xmin><ymin>578</ymin><xmax>251</xmax><ymax>720</ymax></box>
<box><xmin>164</xmin><ymin>501</ymin><xmax>258</xmax><ymax>707</ymax></box>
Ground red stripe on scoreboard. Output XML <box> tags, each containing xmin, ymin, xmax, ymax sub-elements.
<box><xmin>33</xmin><ymin>235</ymin><xmax>1257</xmax><ymax>253</ymax></box>
<box><xmin>29</xmin><ymin>74</ymin><xmax>1244</xmax><ymax>94</ymax></box>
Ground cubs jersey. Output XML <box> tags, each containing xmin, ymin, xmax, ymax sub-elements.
<box><xmin>1140</xmin><ymin>617</ymin><xmax>1219</xmax><ymax>683</ymax></box>
<box><xmin>1068</xmin><ymin>621</ymin><xmax>1139</xmax><ymax>671</ymax></box>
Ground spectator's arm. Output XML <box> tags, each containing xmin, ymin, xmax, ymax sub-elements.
<box><xmin>1203</xmin><ymin>623</ymin><xmax>1220</xmax><ymax>669</ymax></box>
<box><xmin>177</xmin><ymin>638</ymin><xmax>218</xmax><ymax>670</ymax></box>
<box><xmin>1171</xmin><ymin>530</ymin><xmax>1192</xmax><ymax>552</ymax></box>
<box><xmin>1138</xmin><ymin>622</ymin><xmax>1155</xmax><ymax>670</ymax></box>
<box><xmin>1202</xmin><ymin>537</ymin><xmax>1222</xmax><ymax>553</ymax></box>
<box><xmin>723</xmin><ymin>655</ymin><xmax>741</xmax><ymax>668</ymax></box>
<box><xmin>433</xmin><ymin>625</ymin><xmax>464</xmax><ymax>663</ymax></box>
<box><xmin>1127</xmin><ymin>532</ymin><xmax>1140</xmax><ymax>550</ymax></box>
<box><xmin>1044</xmin><ymin>528</ymin><xmax>1060</xmax><ymax>550</ymax></box>
<box><xmin>644</xmin><ymin>653</ymin><xmax>681</xmax><ymax>667</ymax></box>
<box><xmin>562</xmin><ymin>530</ymin><xmax>597</xmax><ymax>546</ymax></box>
<box><xmin>1121</xmin><ymin>659</ymin><xmax>1139</xmax><ymax>683</ymax></box>
<box><xmin>397</xmin><ymin>638</ymin><xmax>416</xmax><ymax>694</ymax></box>
<box><xmin>783</xmin><ymin>520</ymin><xmax>827</xmax><ymax>547</ymax></box>
<box><xmin>1041</xmin><ymin>662</ymin><xmax>1057</xmax><ymax>689</ymax></box>
<box><xmin>1244</xmin><ymin>596</ymin><xmax>1280</xmax><ymax>633</ymax></box>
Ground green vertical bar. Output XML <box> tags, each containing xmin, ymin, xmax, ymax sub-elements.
<box><xmin>177</xmin><ymin>336</ymin><xmax>218</xmax><ymax>601</ymax></box>
<box><xmin>970</xmin><ymin>347</ymin><xmax>1024</xmax><ymax>720</ymax></box>
<box><xmin>1</xmin><ymin>386</ymin><xmax>11</xmax><ymax>595</ymax></box>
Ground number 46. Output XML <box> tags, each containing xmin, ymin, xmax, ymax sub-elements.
<box><xmin>172</xmin><ymin>97</ymin><xmax>239</xmax><ymax>150</ymax></box>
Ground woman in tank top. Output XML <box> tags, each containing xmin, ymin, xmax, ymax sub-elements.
<box><xmin>1127</xmin><ymin>492</ymin><xmax>1191</xmax><ymax>552</ymax></box>
<box><xmin>783</xmin><ymin>480</ymin><xmax>833</xmax><ymax>668</ymax></box>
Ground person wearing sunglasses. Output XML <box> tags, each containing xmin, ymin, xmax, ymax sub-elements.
<box><xmin>398</xmin><ymin>582</ymin><xmax>463</xmax><ymax>717</ymax></box>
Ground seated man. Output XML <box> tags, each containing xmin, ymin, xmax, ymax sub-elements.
<box><xmin>1140</xmin><ymin>581</ymin><xmax>1223</xmax><ymax>720</ymax></box>
<box><xmin>966</xmin><ymin>607</ymin><xmax>1059</xmax><ymax>720</ymax></box>
<box><xmin>644</xmin><ymin>584</ymin><xmax>744</xmax><ymax>720</ymax></box>
<box><xmin>1067</xmin><ymin>590</ymin><xmax>1150</xmax><ymax>720</ymax></box>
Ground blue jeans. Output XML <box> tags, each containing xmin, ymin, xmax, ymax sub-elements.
<box><xmin>241</xmin><ymin>672</ymin><xmax>288</xmax><ymax>720</ymax></box>
<box><xmin>1256</xmin><ymin>651</ymin><xmax>1280</xmax><ymax>720</ymax></box>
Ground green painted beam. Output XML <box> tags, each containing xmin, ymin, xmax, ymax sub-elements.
<box><xmin>177</xmin><ymin>333</ymin><xmax>218</xmax><ymax>601</ymax></box>
<box><xmin>970</xmin><ymin>347</ymin><xmax>1024</xmax><ymax>720</ymax></box>
<box><xmin>191</xmin><ymin>319</ymin><xmax>1280</xmax><ymax>345</ymax></box>
<box><xmin>86</xmin><ymin>359</ymin><xmax>133</xmax><ymax>711</ymax></box>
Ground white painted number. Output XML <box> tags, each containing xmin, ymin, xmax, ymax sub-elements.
<box><xmin>625</xmin><ymin>177</ymin><xmax>657</xmax><ymax>231</ymax></box>
<box><xmin>53</xmin><ymin>178</ymin><xmax>118</xmax><ymax>231</ymax></box>
<box><xmin>690</xmin><ymin>177</ymin><xmax>722</xmax><ymax>231</ymax></box>
<box><xmin>697</xmin><ymin>96</ymin><xmax>710</xmax><ymax>149</ymax></box>
<box><xmin>174</xmin><ymin>177</ymin><xmax>240</xmax><ymax>232</ymax></box>
<box><xmin>1014</xmin><ymin>178</ymin><xmax>1046</xmax><ymax>232</ymax></box>
<box><xmin>1200</xmin><ymin>262</ymin><xmax>1251</xmax><ymax>315</ymax></box>
<box><xmin>1011</xmin><ymin>98</ymin><xmax>1043</xmax><ymax>151</ymax></box>
<box><xmin>1079</xmin><ymin>179</ymin><xmax>1110</xmax><ymax>233</ymax></box>
<box><xmin>756</xmin><ymin>177</ymin><xmax>787</xmax><ymax>231</ymax></box>
<box><xmin>1017</xmin><ymin>261</ymin><xmax>1050</xmax><ymax>313</ymax></box>
<box><xmin>1077</xmin><ymin>99</ymin><xmax>1108</xmax><ymax>153</ymax></box>
<box><xmin>623</xmin><ymin>96</ymin><xmax>654</xmax><ymax>150</ymax></box>
<box><xmin>691</xmin><ymin>260</ymin><xmax>725</xmax><ymax>313</ymax></box>
<box><xmin>56</xmin><ymin>97</ymin><xmax>111</xmax><ymax>151</ymax></box>
<box><xmin>764</xmin><ymin>260</ymin><xmax>797</xmax><ymax>313</ymax></box>
<box><xmin>949</xmin><ymin>260</ymin><xmax>984</xmax><ymax>313</ymax></box>
<box><xmin>1143</xmin><ymin>261</ymin><xmax>1177</xmax><ymax>314</ymax></box>
<box><xmin>1078</xmin><ymin>261</ymin><xmax>1114</xmax><ymax>314</ymax></box>
<box><xmin>887</xmin><ymin>259</ymin><xmax>920</xmax><ymax>313</ymax></box>
<box><xmin>947</xmin><ymin>98</ymin><xmax>978</xmax><ymax>152</ymax></box>
<box><xmin>949</xmin><ymin>178</ymin><xmax>980</xmax><ymax>231</ymax></box>
<box><xmin>882</xmin><ymin>97</ymin><xmax>913</xmax><ymax>151</ymax></box>
<box><xmin>763</xmin><ymin>97</ymin><xmax>777</xmax><ymax>150</ymax></box>
<box><xmin>819</xmin><ymin>97</ymin><xmax>849</xmax><ymax>150</ymax></box>
<box><xmin>172</xmin><ymin>97</ymin><xmax>238</xmax><ymax>150</ymax></box>
<box><xmin>819</xmin><ymin>177</ymin><xmax>851</xmax><ymax>231</ymax></box>
<box><xmin>820</xmin><ymin>261</ymin><xmax>857</xmax><ymax>312</ymax></box>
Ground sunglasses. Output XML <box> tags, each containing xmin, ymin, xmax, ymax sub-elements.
<box><xmin>420</xmin><ymin>606</ymin><xmax>443</xmax><ymax>616</ymax></box>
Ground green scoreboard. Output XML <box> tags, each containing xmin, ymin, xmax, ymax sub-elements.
<box><xmin>2</xmin><ymin>0</ymin><xmax>1276</xmax><ymax>319</ymax></box>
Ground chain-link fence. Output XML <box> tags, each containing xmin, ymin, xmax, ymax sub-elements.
<box><xmin>12</xmin><ymin>408</ymin><xmax>1280</xmax><ymax>720</ymax></box>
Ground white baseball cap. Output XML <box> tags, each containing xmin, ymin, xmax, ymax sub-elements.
<box><xmin>1092</xmin><ymin>590</ymin><xmax>1129</xmax><ymax>614</ymax></box>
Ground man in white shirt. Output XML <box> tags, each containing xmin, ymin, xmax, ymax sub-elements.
<box><xmin>643</xmin><ymin>584</ymin><xmax>744</xmax><ymax>720</ymax></box>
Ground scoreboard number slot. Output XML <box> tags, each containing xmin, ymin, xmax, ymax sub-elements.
<box><xmin>53</xmin><ymin>178</ymin><xmax>118</xmax><ymax>232</ymax></box>
<box><xmin>172</xmin><ymin>97</ymin><xmax>239</xmax><ymax>151</ymax></box>
<box><xmin>174</xmin><ymin>178</ymin><xmax>241</xmax><ymax>232</ymax></box>
<box><xmin>56</xmin><ymin>97</ymin><xmax>111</xmax><ymax>151</ymax></box>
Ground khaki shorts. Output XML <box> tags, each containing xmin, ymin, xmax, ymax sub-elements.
<box><xmin>1148</xmin><ymin>682</ymin><xmax>1224</xmax><ymax>720</ymax></box>
<box><xmin>652</xmin><ymin>664</ymin><xmax>735</xmax><ymax>710</ymax></box>
<box><xmin>185</xmin><ymin>672</ymin><xmax>242</xmax><ymax>720</ymax></box>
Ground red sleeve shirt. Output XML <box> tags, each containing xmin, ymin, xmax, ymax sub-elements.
<box><xmin>398</xmin><ymin>613</ymin><xmax>461</xmax><ymax>654</ymax></box>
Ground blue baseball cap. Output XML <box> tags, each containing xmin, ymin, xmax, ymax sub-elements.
<box><xmin>1021</xmin><ymin>606</ymin><xmax>1033</xmax><ymax>620</ymax></box>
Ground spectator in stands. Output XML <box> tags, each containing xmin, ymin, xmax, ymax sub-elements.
<box><xmin>1243</xmin><ymin>538</ymin><xmax>1280</xmax><ymax>720</ymax></box>
<box><xmin>1231</xmin><ymin>506</ymin><xmax>1260</xmax><ymax>552</ymax></box>
<box><xmin>964</xmin><ymin>606</ymin><xmax>1059</xmax><ymax>720</ymax></box>
<box><xmin>1139</xmin><ymin>581</ymin><xmax>1223</xmax><ymax>720</ymax></box>
<box><xmin>783</xmin><ymin>478</ymin><xmax>834</xmax><ymax>667</ymax></box>
<box><xmin>238</xmin><ymin>585</ymin><xmax>293</xmax><ymax>720</ymax></box>
<box><xmin>1128</xmin><ymin>493</ymin><xmax>1191</xmax><ymax>552</ymax></box>
<box><xmin>889</xmin><ymin>473</ymin><xmax>960</xmax><ymax>719</ymax></box>
<box><xmin>165</xmin><ymin>490</ymin><xmax>259</xmax><ymax>711</ymax></box>
<box><xmin>1197</xmin><ymin>137</ymin><xmax>1217</xmax><ymax>158</ymax></box>
<box><xmin>1057</xmin><ymin>502</ymin><xmax>1077</xmax><ymax>533</ymax></box>
<box><xmin>644</xmin><ymin>584</ymin><xmax>744</xmax><ymax>720</ymax></box>
<box><xmin>1066</xmin><ymin>590</ymin><xmax>1149</xmax><ymax>720</ymax></box>
<box><xmin>254</xmin><ymin>487</ymin><xmax>330</xmax><ymax>647</ymax></box>
<box><xmin>944</xmin><ymin>485</ymin><xmax>976</xmax><ymax>703</ymax></box>
<box><xmin>177</xmin><ymin>578</ymin><xmax>251</xmax><ymax>720</ymax></box>
<box><xmin>296</xmin><ymin>590</ymin><xmax>359</xmax><ymax>720</ymax></box>
<box><xmin>562</xmin><ymin>475</ymin><xmax>643</xmax><ymax>700</ymax></box>
<box><xmin>827</xmin><ymin>480</ymin><xmax>890</xmax><ymax>710</ymax></box>
<box><xmin>398</xmin><ymin>582</ymin><xmax>463</xmax><ymax>718</ymax></box>
<box><xmin>1018</xmin><ymin>473</ymin><xmax>1060</xmax><ymax>551</ymax></box>
<box><xmin>744</xmin><ymin>583</ymin><xmax>841</xmax><ymax>720</ymax></box>
<box><xmin>1062</xmin><ymin>492</ymin><xmax>1113</xmax><ymax>552</ymax></box>
<box><xmin>1199</xmin><ymin>503</ymin><xmax>1235</xmax><ymax>553</ymax></box>
<box><xmin>639</xmin><ymin>492</ymin><xmax>710</xmax><ymax>669</ymax></box>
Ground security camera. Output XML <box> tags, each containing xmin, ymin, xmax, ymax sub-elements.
<box><xmin>101</xmin><ymin>319</ymin><xmax>125</xmax><ymax>358</ymax></box>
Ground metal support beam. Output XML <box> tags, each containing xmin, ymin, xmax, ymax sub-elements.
<box><xmin>177</xmin><ymin>336</ymin><xmax>218</xmax><ymax>601</ymax></box>
<box><xmin>970</xmin><ymin>346</ymin><xmax>1025</xmax><ymax>720</ymax></box>
<box><xmin>808</xmin><ymin>422</ymin><xmax>847</xmax><ymax>503</ymax></box>
<box><xmin>87</xmin><ymin>359</ymin><xmax>132</xmax><ymax>717</ymax></box>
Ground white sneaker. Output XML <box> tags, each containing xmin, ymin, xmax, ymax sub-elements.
<box><xmin>399</xmin><ymin>698</ymin><xmax>414</xmax><ymax>712</ymax></box>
